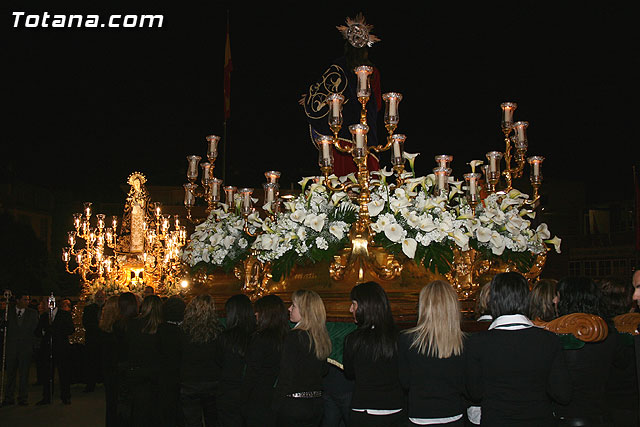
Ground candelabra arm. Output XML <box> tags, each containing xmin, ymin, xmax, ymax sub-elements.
<box><xmin>332</xmin><ymin>138</ymin><xmax>353</xmax><ymax>154</ymax></box>
<box><xmin>369</xmin><ymin>134</ymin><xmax>394</xmax><ymax>153</ymax></box>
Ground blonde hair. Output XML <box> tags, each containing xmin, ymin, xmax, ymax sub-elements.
<box><xmin>292</xmin><ymin>289</ymin><xmax>332</xmax><ymax>360</ymax></box>
<box><xmin>99</xmin><ymin>296</ymin><xmax>120</xmax><ymax>333</ymax></box>
<box><xmin>406</xmin><ymin>280</ymin><xmax>464</xmax><ymax>359</ymax></box>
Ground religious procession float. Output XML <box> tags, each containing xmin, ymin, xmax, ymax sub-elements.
<box><xmin>62</xmin><ymin>14</ymin><xmax>562</xmax><ymax>322</ymax></box>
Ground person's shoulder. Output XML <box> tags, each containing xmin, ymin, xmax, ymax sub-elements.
<box><xmin>397</xmin><ymin>330</ymin><xmax>414</xmax><ymax>347</ymax></box>
<box><xmin>25</xmin><ymin>306</ymin><xmax>38</xmax><ymax>315</ymax></box>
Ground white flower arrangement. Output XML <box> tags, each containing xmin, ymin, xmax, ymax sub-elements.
<box><xmin>251</xmin><ymin>180</ymin><xmax>357</xmax><ymax>281</ymax></box>
<box><xmin>368</xmin><ymin>164</ymin><xmax>561</xmax><ymax>274</ymax></box>
<box><xmin>181</xmin><ymin>203</ymin><xmax>260</xmax><ymax>272</ymax></box>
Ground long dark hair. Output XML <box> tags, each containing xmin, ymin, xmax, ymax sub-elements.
<box><xmin>253</xmin><ymin>294</ymin><xmax>289</xmax><ymax>351</ymax></box>
<box><xmin>557</xmin><ymin>276</ymin><xmax>601</xmax><ymax>317</ymax></box>
<box><xmin>490</xmin><ymin>272</ymin><xmax>530</xmax><ymax>318</ymax></box>
<box><xmin>348</xmin><ymin>281</ymin><xmax>397</xmax><ymax>361</ymax></box>
<box><xmin>597</xmin><ymin>277</ymin><xmax>632</xmax><ymax>319</ymax></box>
<box><xmin>139</xmin><ymin>295</ymin><xmax>163</xmax><ymax>334</ymax></box>
<box><xmin>221</xmin><ymin>294</ymin><xmax>256</xmax><ymax>357</ymax></box>
<box><xmin>116</xmin><ymin>292</ymin><xmax>138</xmax><ymax>331</ymax></box>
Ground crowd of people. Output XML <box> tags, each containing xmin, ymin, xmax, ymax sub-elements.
<box><xmin>1</xmin><ymin>271</ymin><xmax>639</xmax><ymax>427</ymax></box>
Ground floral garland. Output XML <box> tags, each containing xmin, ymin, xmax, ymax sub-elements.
<box><xmin>251</xmin><ymin>179</ymin><xmax>357</xmax><ymax>281</ymax></box>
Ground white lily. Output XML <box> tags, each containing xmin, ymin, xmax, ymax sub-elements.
<box><xmin>329</xmin><ymin>223</ymin><xmax>345</xmax><ymax>240</ymax></box>
<box><xmin>304</xmin><ymin>213</ymin><xmax>326</xmax><ymax>232</ymax></box>
<box><xmin>402</xmin><ymin>238</ymin><xmax>417</xmax><ymax>258</ymax></box>
<box><xmin>468</xmin><ymin>160</ymin><xmax>484</xmax><ymax>173</ymax></box>
<box><xmin>290</xmin><ymin>209</ymin><xmax>307</xmax><ymax>223</ymax></box>
<box><xmin>544</xmin><ymin>236</ymin><xmax>562</xmax><ymax>253</ymax></box>
<box><xmin>451</xmin><ymin>229</ymin><xmax>470</xmax><ymax>250</ymax></box>
<box><xmin>403</xmin><ymin>152</ymin><xmax>420</xmax><ymax>176</ymax></box>
<box><xmin>384</xmin><ymin>222</ymin><xmax>405</xmax><ymax>243</ymax></box>
<box><xmin>298</xmin><ymin>176</ymin><xmax>314</xmax><ymax>193</ymax></box>
<box><xmin>367</xmin><ymin>199</ymin><xmax>386</xmax><ymax>217</ymax></box>
<box><xmin>476</xmin><ymin>226</ymin><xmax>492</xmax><ymax>243</ymax></box>
<box><xmin>339</xmin><ymin>173</ymin><xmax>357</xmax><ymax>184</ymax></box>
<box><xmin>536</xmin><ymin>223</ymin><xmax>551</xmax><ymax>240</ymax></box>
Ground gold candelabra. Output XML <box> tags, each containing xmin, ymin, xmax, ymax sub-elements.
<box><xmin>483</xmin><ymin>102</ymin><xmax>545</xmax><ymax>204</ymax></box>
<box><xmin>63</xmin><ymin>173</ymin><xmax>187</xmax><ymax>293</ymax></box>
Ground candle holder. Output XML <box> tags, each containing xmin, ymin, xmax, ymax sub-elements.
<box><xmin>354</xmin><ymin>66</ymin><xmax>373</xmax><ymax>125</ymax></box>
<box><xmin>390</xmin><ymin>134</ymin><xmax>407</xmax><ymax>184</ymax></box>
<box><xmin>382</xmin><ymin>92</ymin><xmax>402</xmax><ymax>136</ymax></box>
<box><xmin>464</xmin><ymin>172</ymin><xmax>482</xmax><ymax>214</ymax></box>
<box><xmin>485</xmin><ymin>151</ymin><xmax>503</xmax><ymax>193</ymax></box>
<box><xmin>326</xmin><ymin>93</ymin><xmax>344</xmax><ymax>140</ymax></box>
<box><xmin>527</xmin><ymin>156</ymin><xmax>545</xmax><ymax>204</ymax></box>
<box><xmin>184</xmin><ymin>135</ymin><xmax>227</xmax><ymax>222</ymax></box>
<box><xmin>349</xmin><ymin>124</ymin><xmax>369</xmax><ymax>160</ymax></box>
<box><xmin>435</xmin><ymin>155</ymin><xmax>453</xmax><ymax>169</ymax></box>
<box><xmin>263</xmin><ymin>182</ymin><xmax>279</xmax><ymax>219</ymax></box>
<box><xmin>265</xmin><ymin>171</ymin><xmax>281</xmax><ymax>185</ymax></box>
<box><xmin>433</xmin><ymin>167</ymin><xmax>451</xmax><ymax>197</ymax></box>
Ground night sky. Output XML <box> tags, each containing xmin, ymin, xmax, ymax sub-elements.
<box><xmin>4</xmin><ymin>2</ymin><xmax>638</xmax><ymax>204</ymax></box>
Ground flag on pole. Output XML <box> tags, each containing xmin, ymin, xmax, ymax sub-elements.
<box><xmin>634</xmin><ymin>165</ymin><xmax>640</xmax><ymax>251</ymax></box>
<box><xmin>223</xmin><ymin>17</ymin><xmax>232</xmax><ymax>121</ymax></box>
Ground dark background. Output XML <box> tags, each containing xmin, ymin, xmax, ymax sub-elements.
<box><xmin>4</xmin><ymin>2</ymin><xmax>637</xmax><ymax>201</ymax></box>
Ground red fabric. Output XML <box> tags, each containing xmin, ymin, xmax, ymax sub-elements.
<box><xmin>333</xmin><ymin>146</ymin><xmax>380</xmax><ymax>176</ymax></box>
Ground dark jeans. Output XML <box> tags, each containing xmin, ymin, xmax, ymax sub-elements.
<box><xmin>348</xmin><ymin>409</ymin><xmax>406</xmax><ymax>427</ymax></box>
<box><xmin>181</xmin><ymin>381</ymin><xmax>218</xmax><ymax>427</ymax></box>
<box><xmin>276</xmin><ymin>397</ymin><xmax>323</xmax><ymax>427</ymax></box>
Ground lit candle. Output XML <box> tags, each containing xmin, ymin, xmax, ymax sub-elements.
<box><xmin>206</xmin><ymin>135</ymin><xmax>221</xmax><ymax>160</ymax></box>
<box><xmin>263</xmin><ymin>183</ymin><xmax>277</xmax><ymax>204</ymax></box>
<box><xmin>527</xmin><ymin>156</ymin><xmax>545</xmax><ymax>179</ymax></box>
<box><xmin>111</xmin><ymin>216</ymin><xmax>118</xmax><ymax>231</ymax></box>
<box><xmin>97</xmin><ymin>214</ymin><xmax>105</xmax><ymax>230</ymax></box>
<box><xmin>183</xmin><ymin>183</ymin><xmax>196</xmax><ymax>207</ymax></box>
<box><xmin>73</xmin><ymin>213</ymin><xmax>82</xmax><ymax>230</ymax></box>
<box><xmin>84</xmin><ymin>202</ymin><xmax>92</xmax><ymax>219</ymax></box>
<box><xmin>500</xmin><ymin>102</ymin><xmax>517</xmax><ymax>126</ymax></box>
<box><xmin>200</xmin><ymin>162</ymin><xmax>211</xmax><ymax>185</ymax></box>
<box><xmin>514</xmin><ymin>121</ymin><xmax>528</xmax><ymax>146</ymax></box>
<box><xmin>349</xmin><ymin>124</ymin><xmax>369</xmax><ymax>149</ymax></box>
<box><xmin>210</xmin><ymin>178</ymin><xmax>222</xmax><ymax>202</ymax></box>
<box><xmin>264</xmin><ymin>171</ymin><xmax>281</xmax><ymax>184</ymax></box>
<box><xmin>186</xmin><ymin>155</ymin><xmax>201</xmax><ymax>181</ymax></box>
<box><xmin>224</xmin><ymin>186</ymin><xmax>237</xmax><ymax>206</ymax></box>
<box><xmin>486</xmin><ymin>151</ymin><xmax>503</xmax><ymax>173</ymax></box>
<box><xmin>239</xmin><ymin>189</ymin><xmax>254</xmax><ymax>214</ymax></box>
<box><xmin>435</xmin><ymin>155</ymin><xmax>453</xmax><ymax>169</ymax></box>
<box><xmin>354</xmin><ymin>66</ymin><xmax>373</xmax><ymax>98</ymax></box>
<box><xmin>62</xmin><ymin>248</ymin><xmax>70</xmax><ymax>262</ymax></box>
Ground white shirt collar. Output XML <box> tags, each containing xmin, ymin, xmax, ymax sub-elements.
<box><xmin>488</xmin><ymin>314</ymin><xmax>533</xmax><ymax>330</ymax></box>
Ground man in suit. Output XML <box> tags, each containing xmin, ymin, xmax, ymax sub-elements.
<box><xmin>82</xmin><ymin>290</ymin><xmax>105</xmax><ymax>393</ymax></box>
<box><xmin>36</xmin><ymin>296</ymin><xmax>75</xmax><ymax>405</ymax></box>
<box><xmin>2</xmin><ymin>293</ymin><xmax>39</xmax><ymax>406</ymax></box>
